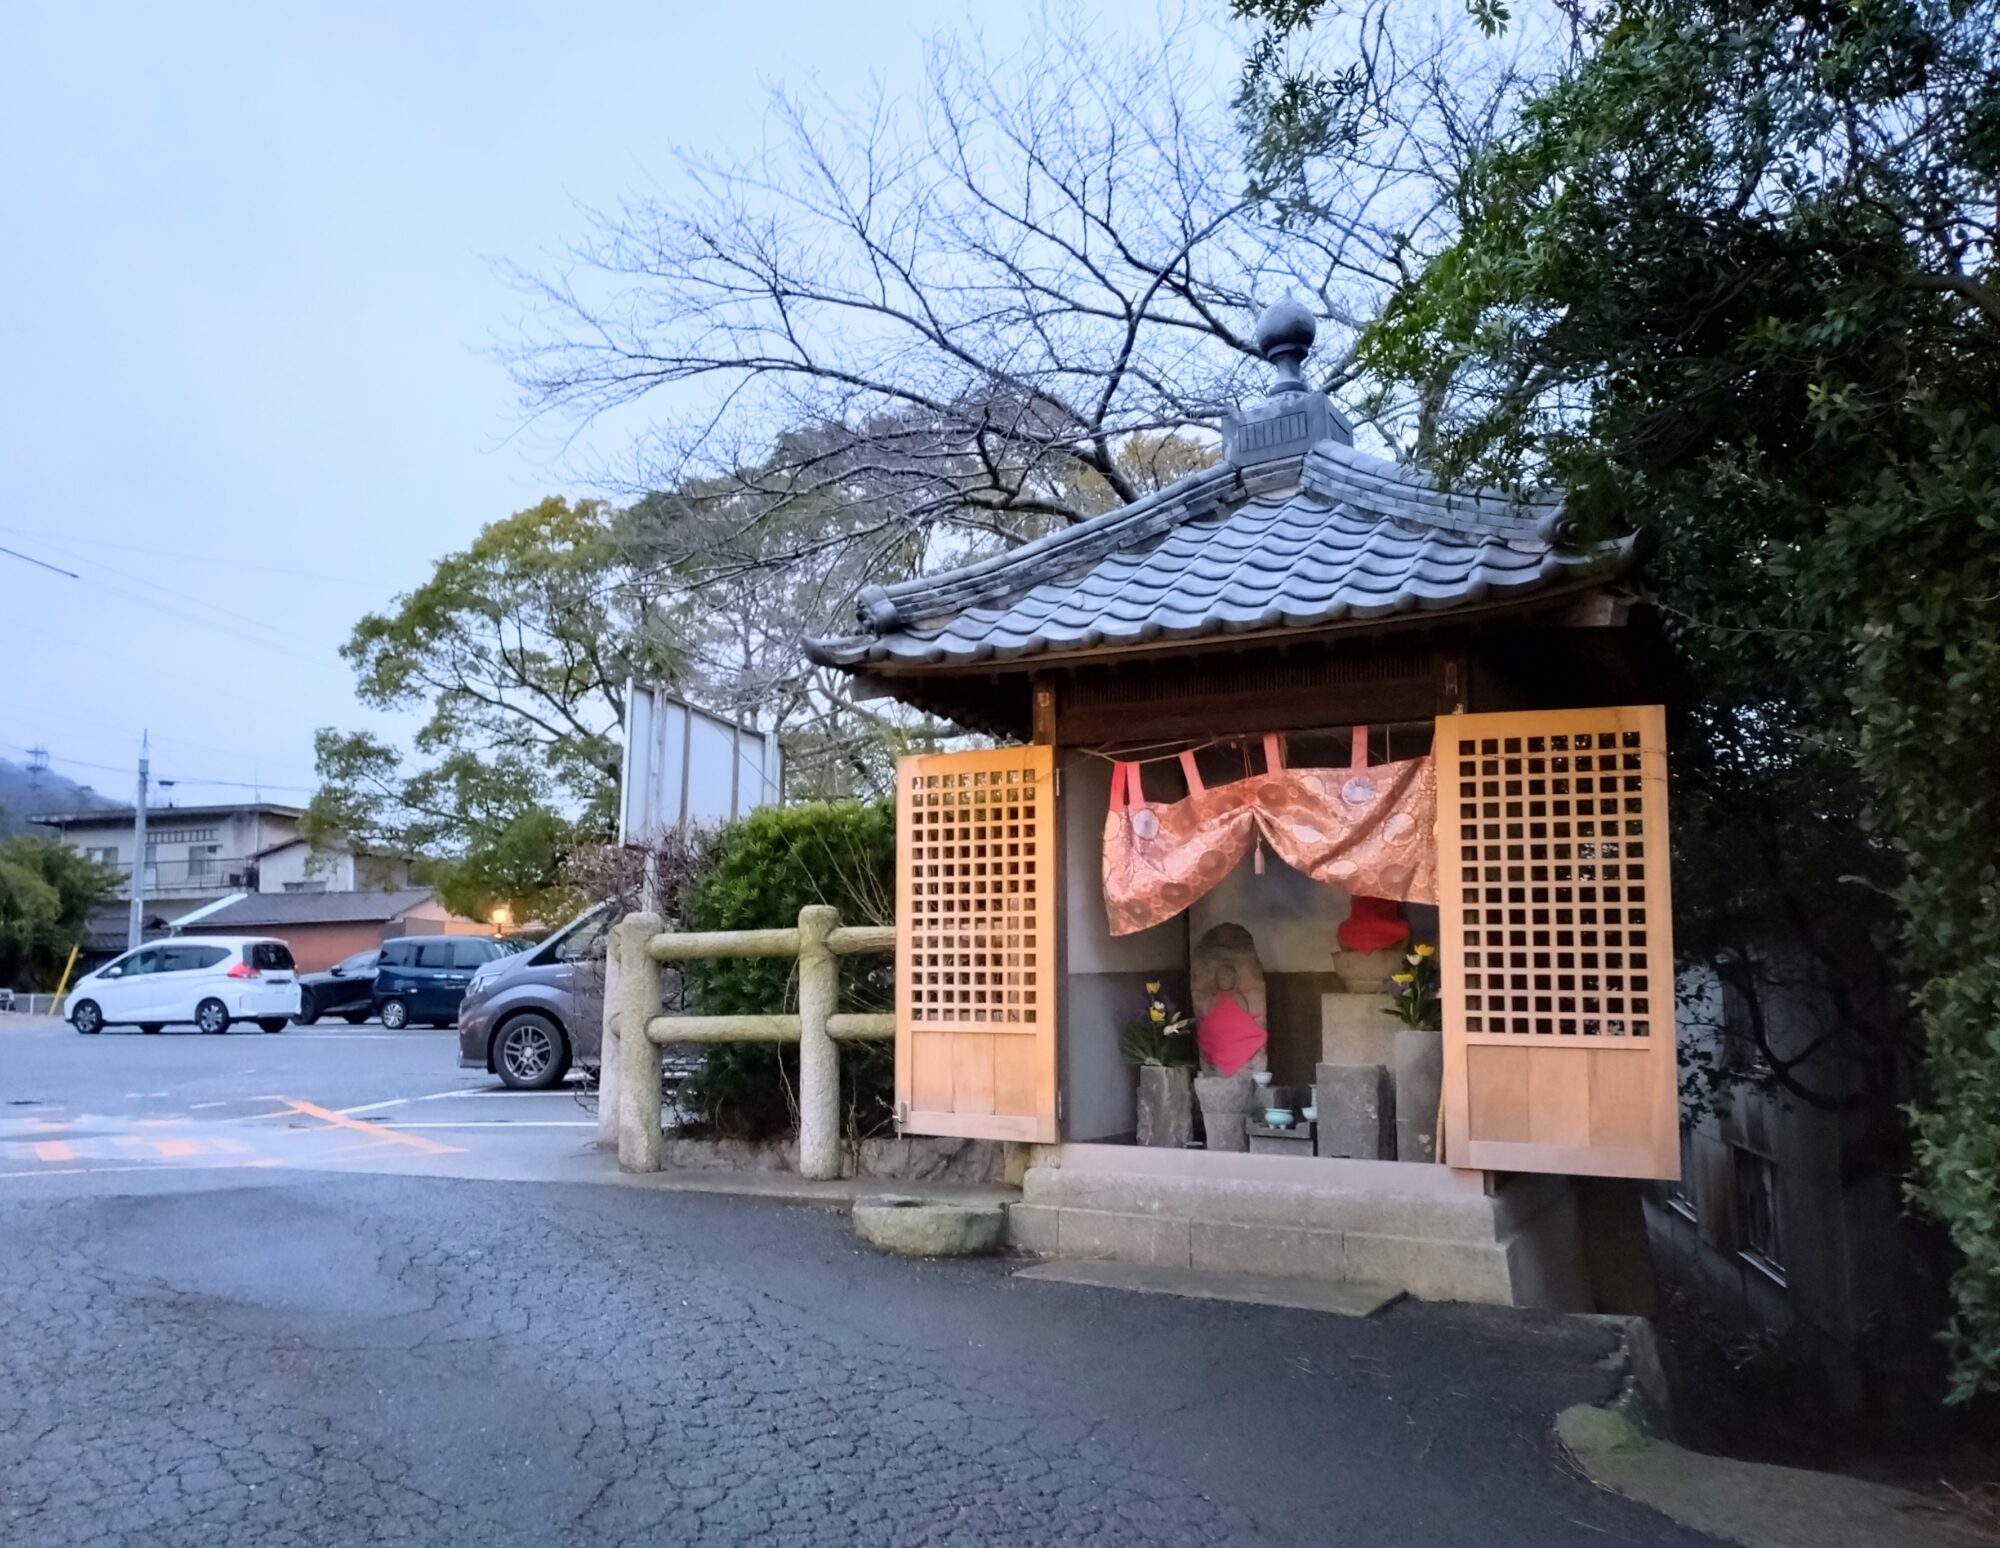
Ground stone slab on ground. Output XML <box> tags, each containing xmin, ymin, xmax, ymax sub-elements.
<box><xmin>1556</xmin><ymin>1402</ymin><xmax>1987</xmax><ymax>1548</ymax></box>
<box><xmin>854</xmin><ymin>1195</ymin><xmax>1007</xmax><ymax>1257</ymax></box>
<box><xmin>1014</xmin><ymin>1259</ymin><xmax>1404</xmax><ymax>1318</ymax></box>
<box><xmin>622</xmin><ymin>1169</ymin><xmax>1019</xmax><ymax>1215</ymax></box>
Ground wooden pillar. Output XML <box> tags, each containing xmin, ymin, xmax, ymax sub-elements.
<box><xmin>615</xmin><ymin>912</ymin><xmax>665</xmax><ymax>1173</ymax></box>
<box><xmin>796</xmin><ymin>905</ymin><xmax>841</xmax><ymax>1180</ymax></box>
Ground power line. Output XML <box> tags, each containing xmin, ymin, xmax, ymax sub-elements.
<box><xmin>0</xmin><ymin>522</ymin><xmax>379</xmax><ymax>589</ymax></box>
<box><xmin>0</xmin><ymin>543</ymin><xmax>80</xmax><ymax>579</ymax></box>
<box><xmin>0</xmin><ymin>739</ymin><xmax>316</xmax><ymax>794</ymax></box>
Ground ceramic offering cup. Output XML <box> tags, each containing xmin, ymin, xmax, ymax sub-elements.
<box><xmin>1264</xmin><ymin>1107</ymin><xmax>1294</xmax><ymax>1128</ymax></box>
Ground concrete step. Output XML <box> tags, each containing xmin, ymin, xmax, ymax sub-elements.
<box><xmin>1006</xmin><ymin>1145</ymin><xmax>1589</xmax><ymax>1309</ymax></box>
<box><xmin>1013</xmin><ymin>1259</ymin><xmax>1403</xmax><ymax>1317</ymax></box>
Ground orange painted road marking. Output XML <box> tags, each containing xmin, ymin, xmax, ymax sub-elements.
<box><xmin>151</xmin><ymin>1138</ymin><xmax>202</xmax><ymax>1158</ymax></box>
<box><xmin>32</xmin><ymin>1141</ymin><xmax>76</xmax><ymax>1163</ymax></box>
<box><xmin>280</xmin><ymin>1099</ymin><xmax>464</xmax><ymax>1155</ymax></box>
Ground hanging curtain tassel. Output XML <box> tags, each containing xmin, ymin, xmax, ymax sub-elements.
<box><xmin>1253</xmin><ymin>836</ymin><xmax>1266</xmax><ymax>875</ymax></box>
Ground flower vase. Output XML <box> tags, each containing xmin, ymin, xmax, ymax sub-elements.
<box><xmin>1135</xmin><ymin>1064</ymin><xmax>1193</xmax><ymax>1148</ymax></box>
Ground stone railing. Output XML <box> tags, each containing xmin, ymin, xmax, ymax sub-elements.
<box><xmin>609</xmin><ymin>905</ymin><xmax>895</xmax><ymax>1180</ymax></box>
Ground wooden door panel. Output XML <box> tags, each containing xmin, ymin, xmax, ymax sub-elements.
<box><xmin>1437</xmin><ymin>707</ymin><xmax>1680</xmax><ymax>1180</ymax></box>
<box><xmin>895</xmin><ymin>744</ymin><xmax>1059</xmax><ymax>1143</ymax></box>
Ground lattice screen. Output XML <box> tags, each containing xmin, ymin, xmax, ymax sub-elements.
<box><xmin>1450</xmin><ymin>724</ymin><xmax>1657</xmax><ymax>1039</ymax></box>
<box><xmin>904</xmin><ymin>760</ymin><xmax>1047</xmax><ymax>1028</ymax></box>
<box><xmin>1436</xmin><ymin>706</ymin><xmax>1680</xmax><ymax>1179</ymax></box>
<box><xmin>895</xmin><ymin>745</ymin><xmax>1058</xmax><ymax>1142</ymax></box>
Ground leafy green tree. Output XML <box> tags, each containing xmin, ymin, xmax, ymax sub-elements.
<box><xmin>0</xmin><ymin>838</ymin><xmax>112</xmax><ymax>989</ymax></box>
<box><xmin>308</xmin><ymin>497</ymin><xmax>687</xmax><ymax>921</ymax></box>
<box><xmin>1335</xmin><ymin>0</ymin><xmax>2000</xmax><ymax>1393</ymax></box>
<box><xmin>676</xmin><ymin>801</ymin><xmax>895</xmax><ymax>1139</ymax></box>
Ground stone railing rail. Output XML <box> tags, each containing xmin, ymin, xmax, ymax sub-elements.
<box><xmin>609</xmin><ymin>905</ymin><xmax>895</xmax><ymax>1179</ymax></box>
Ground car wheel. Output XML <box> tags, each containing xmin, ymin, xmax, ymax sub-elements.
<box><xmin>71</xmin><ymin>1000</ymin><xmax>103</xmax><ymax>1035</ymax></box>
<box><xmin>295</xmin><ymin>990</ymin><xmax>320</xmax><ymax>1026</ymax></box>
<box><xmin>257</xmin><ymin>1018</ymin><xmax>288</xmax><ymax>1034</ymax></box>
<box><xmin>342</xmin><ymin>1011</ymin><xmax>370</xmax><ymax>1024</ymax></box>
<box><xmin>378</xmin><ymin>998</ymin><xmax>409</xmax><ymax>1031</ymax></box>
<box><xmin>140</xmin><ymin>1023</ymin><xmax>164</xmax><ymax>1035</ymax></box>
<box><xmin>195</xmin><ymin>998</ymin><xmax>230</xmax><ymax>1035</ymax></box>
<box><xmin>495</xmin><ymin>1014</ymin><xmax>569</xmax><ymax>1091</ymax></box>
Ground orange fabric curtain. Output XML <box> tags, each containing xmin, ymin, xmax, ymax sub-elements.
<box><xmin>1102</xmin><ymin>729</ymin><xmax>1438</xmax><ymax>936</ymax></box>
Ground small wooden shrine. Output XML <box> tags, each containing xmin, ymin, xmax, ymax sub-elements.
<box><xmin>809</xmin><ymin>302</ymin><xmax>1680</xmax><ymax>1186</ymax></box>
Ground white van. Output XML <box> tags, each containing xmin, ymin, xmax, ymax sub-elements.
<box><xmin>67</xmin><ymin>937</ymin><xmax>301</xmax><ymax>1035</ymax></box>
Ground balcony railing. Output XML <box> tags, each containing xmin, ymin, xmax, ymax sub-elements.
<box><xmin>99</xmin><ymin>858</ymin><xmax>256</xmax><ymax>897</ymax></box>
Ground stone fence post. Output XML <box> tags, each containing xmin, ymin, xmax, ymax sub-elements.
<box><xmin>615</xmin><ymin>911</ymin><xmax>664</xmax><ymax>1173</ymax></box>
<box><xmin>795</xmin><ymin>905</ymin><xmax>840</xmax><ymax>1181</ymax></box>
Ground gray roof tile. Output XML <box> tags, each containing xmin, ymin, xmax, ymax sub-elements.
<box><xmin>808</xmin><ymin>418</ymin><xmax>1639</xmax><ymax>672</ymax></box>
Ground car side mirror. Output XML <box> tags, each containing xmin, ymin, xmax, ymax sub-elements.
<box><xmin>329</xmin><ymin>967</ymin><xmax>344</xmax><ymax>977</ymax></box>
<box><xmin>103</xmin><ymin>966</ymin><xmax>122</xmax><ymax>979</ymax></box>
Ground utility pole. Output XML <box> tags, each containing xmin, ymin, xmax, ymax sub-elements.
<box><xmin>127</xmin><ymin>731</ymin><xmax>149</xmax><ymax>953</ymax></box>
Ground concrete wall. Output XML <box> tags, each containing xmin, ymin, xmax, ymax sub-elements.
<box><xmin>257</xmin><ymin>845</ymin><xmax>355</xmax><ymax>893</ymax></box>
<box><xmin>1646</xmin><ymin>962</ymin><xmax>1946</xmax><ymax>1422</ymax></box>
<box><xmin>1059</xmin><ymin>752</ymin><xmax>1188</xmax><ymax>1142</ymax></box>
<box><xmin>278</xmin><ymin>922</ymin><xmax>385</xmax><ymax>973</ymax></box>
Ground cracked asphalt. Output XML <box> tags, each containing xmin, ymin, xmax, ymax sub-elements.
<box><xmin>0</xmin><ymin>1021</ymin><xmax>1721</xmax><ymax>1546</ymax></box>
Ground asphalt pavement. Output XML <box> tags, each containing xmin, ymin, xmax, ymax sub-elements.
<box><xmin>0</xmin><ymin>1013</ymin><xmax>1723</xmax><ymax>1547</ymax></box>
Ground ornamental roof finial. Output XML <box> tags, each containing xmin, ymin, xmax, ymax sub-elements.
<box><xmin>1254</xmin><ymin>299</ymin><xmax>1317</xmax><ymax>397</ymax></box>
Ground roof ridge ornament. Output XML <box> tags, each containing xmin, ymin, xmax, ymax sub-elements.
<box><xmin>1222</xmin><ymin>299</ymin><xmax>1352</xmax><ymax>468</ymax></box>
<box><xmin>1256</xmin><ymin>299</ymin><xmax>1316</xmax><ymax>396</ymax></box>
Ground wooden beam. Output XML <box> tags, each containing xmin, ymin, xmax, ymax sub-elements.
<box><xmin>1032</xmin><ymin>680</ymin><xmax>1057</xmax><ymax>744</ymax></box>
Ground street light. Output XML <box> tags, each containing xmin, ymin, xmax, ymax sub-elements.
<box><xmin>489</xmin><ymin>906</ymin><xmax>513</xmax><ymax>934</ymax></box>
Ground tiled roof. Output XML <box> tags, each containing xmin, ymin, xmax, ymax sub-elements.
<box><xmin>175</xmin><ymin>888</ymin><xmax>437</xmax><ymax>929</ymax></box>
<box><xmin>808</xmin><ymin>433</ymin><xmax>1642</xmax><ymax>672</ymax></box>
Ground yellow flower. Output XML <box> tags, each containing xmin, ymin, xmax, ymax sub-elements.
<box><xmin>1391</xmin><ymin>972</ymin><xmax>1416</xmax><ymax>985</ymax></box>
<box><xmin>1144</xmin><ymin>981</ymin><xmax>1162</xmax><ymax>995</ymax></box>
<box><xmin>1414</xmin><ymin>943</ymin><xmax>1436</xmax><ymax>958</ymax></box>
<box><xmin>1150</xmin><ymin>1007</ymin><xmax>1166</xmax><ymax>1023</ymax></box>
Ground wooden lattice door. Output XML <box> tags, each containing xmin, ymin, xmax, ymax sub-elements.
<box><xmin>894</xmin><ymin>744</ymin><xmax>1059</xmax><ymax>1143</ymax></box>
<box><xmin>1435</xmin><ymin>707</ymin><xmax>1680</xmax><ymax>1179</ymax></box>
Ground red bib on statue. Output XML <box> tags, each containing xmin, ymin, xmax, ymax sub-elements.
<box><xmin>1196</xmin><ymin>994</ymin><xmax>1267</xmax><ymax>1076</ymax></box>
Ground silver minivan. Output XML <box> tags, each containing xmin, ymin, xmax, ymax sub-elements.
<box><xmin>455</xmin><ymin>906</ymin><xmax>608</xmax><ymax>1089</ymax></box>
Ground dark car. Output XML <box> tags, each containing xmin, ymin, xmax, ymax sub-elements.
<box><xmin>293</xmin><ymin>949</ymin><xmax>380</xmax><ymax>1026</ymax></box>
<box><xmin>456</xmin><ymin>907</ymin><xmax>607</xmax><ymax>1089</ymax></box>
<box><xmin>372</xmin><ymin>935</ymin><xmax>511</xmax><ymax>1030</ymax></box>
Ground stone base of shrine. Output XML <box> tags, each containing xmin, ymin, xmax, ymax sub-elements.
<box><xmin>1005</xmin><ymin>1144</ymin><xmax>1592</xmax><ymax>1309</ymax></box>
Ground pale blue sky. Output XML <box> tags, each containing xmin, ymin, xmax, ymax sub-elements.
<box><xmin>0</xmin><ymin>1</ymin><xmax>1174</xmax><ymax>807</ymax></box>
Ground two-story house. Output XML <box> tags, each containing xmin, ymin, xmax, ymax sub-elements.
<box><xmin>30</xmin><ymin>801</ymin><xmax>307</xmax><ymax>941</ymax></box>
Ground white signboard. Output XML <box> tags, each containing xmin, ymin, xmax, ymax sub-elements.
<box><xmin>618</xmin><ymin>683</ymin><xmax>783</xmax><ymax>844</ymax></box>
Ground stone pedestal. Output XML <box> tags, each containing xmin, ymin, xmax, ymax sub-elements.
<box><xmin>1320</xmin><ymin>992</ymin><xmax>1398</xmax><ymax>1068</ymax></box>
<box><xmin>1392</xmin><ymin>1026</ymin><xmax>1445</xmax><ymax>1164</ymax></box>
<box><xmin>1193</xmin><ymin>1072</ymin><xmax>1257</xmax><ymax>1153</ymax></box>
<box><xmin>1313</xmin><ymin>1062</ymin><xmax>1395</xmax><ymax>1160</ymax></box>
<box><xmin>1245</xmin><ymin>1122</ymin><xmax>1314</xmax><ymax>1158</ymax></box>
<box><xmin>1135</xmin><ymin>1065</ymin><xmax>1193</xmax><ymax>1149</ymax></box>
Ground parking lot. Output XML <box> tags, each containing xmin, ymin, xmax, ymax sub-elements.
<box><xmin>0</xmin><ymin>1013</ymin><xmax>604</xmax><ymax>1192</ymax></box>
<box><xmin>0</xmin><ymin>1008</ymin><xmax>1713</xmax><ymax>1548</ymax></box>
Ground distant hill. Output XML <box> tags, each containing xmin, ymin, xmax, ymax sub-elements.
<box><xmin>0</xmin><ymin>756</ymin><xmax>121</xmax><ymax>838</ymax></box>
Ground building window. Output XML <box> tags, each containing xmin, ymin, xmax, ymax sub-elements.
<box><xmin>1719</xmin><ymin>976</ymin><xmax>1769</xmax><ymax>1075</ymax></box>
<box><xmin>1732</xmin><ymin>1146</ymin><xmax>1786</xmax><ymax>1287</ymax></box>
<box><xmin>282</xmin><ymin>881</ymin><xmax>328</xmax><ymax>894</ymax></box>
<box><xmin>187</xmin><ymin>844</ymin><xmax>220</xmax><ymax>881</ymax></box>
<box><xmin>1667</xmin><ymin>1128</ymin><xmax>1698</xmax><ymax>1223</ymax></box>
<box><xmin>85</xmin><ymin>846</ymin><xmax>118</xmax><ymax>866</ymax></box>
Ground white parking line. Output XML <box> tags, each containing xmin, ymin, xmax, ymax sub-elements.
<box><xmin>337</xmin><ymin>1090</ymin><xmax>482</xmax><ymax>1116</ymax></box>
<box><xmin>390</xmin><ymin>1121</ymin><xmax>596</xmax><ymax>1129</ymax></box>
